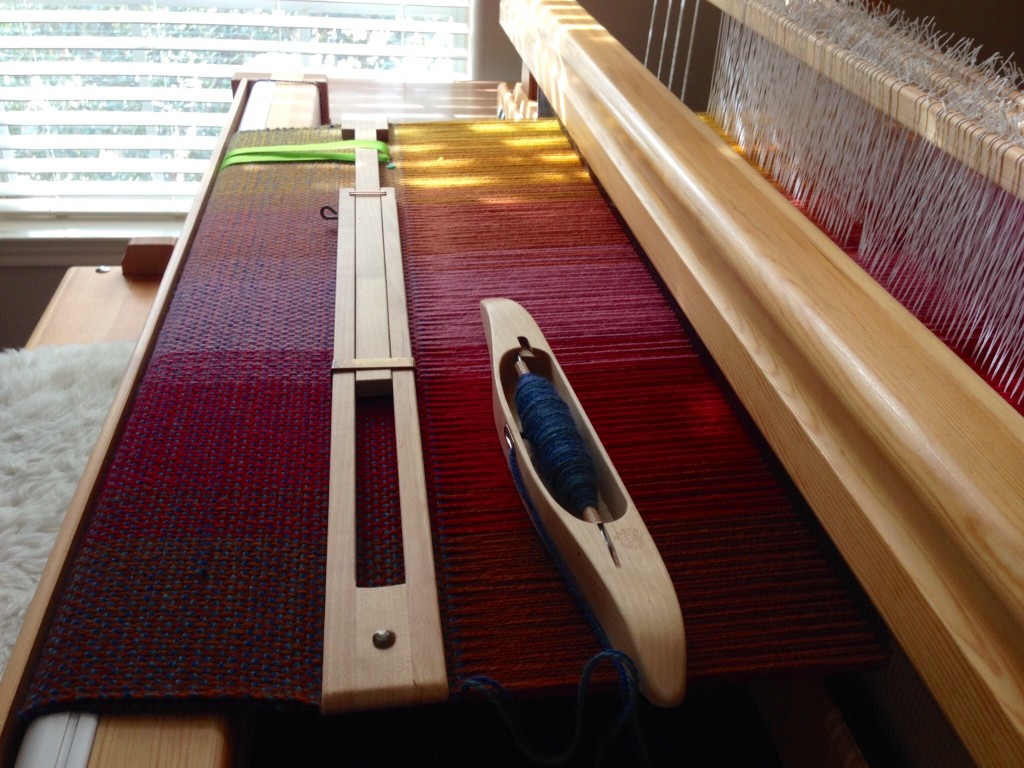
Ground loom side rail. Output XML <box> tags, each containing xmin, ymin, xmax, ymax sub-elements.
<box><xmin>500</xmin><ymin>0</ymin><xmax>1024</xmax><ymax>765</ymax></box>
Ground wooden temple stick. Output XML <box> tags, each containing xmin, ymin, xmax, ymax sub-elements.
<box><xmin>322</xmin><ymin>121</ymin><xmax>447</xmax><ymax>712</ymax></box>
<box><xmin>500</xmin><ymin>1</ymin><xmax>1024</xmax><ymax>765</ymax></box>
<box><xmin>0</xmin><ymin>76</ymin><xmax>321</xmax><ymax>767</ymax></box>
<box><xmin>707</xmin><ymin>0</ymin><xmax>1024</xmax><ymax>201</ymax></box>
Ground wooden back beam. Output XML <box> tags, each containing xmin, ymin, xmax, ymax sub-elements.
<box><xmin>499</xmin><ymin>1</ymin><xmax>1024</xmax><ymax>765</ymax></box>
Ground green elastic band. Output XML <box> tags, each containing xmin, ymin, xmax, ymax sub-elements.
<box><xmin>219</xmin><ymin>139</ymin><xmax>390</xmax><ymax>170</ymax></box>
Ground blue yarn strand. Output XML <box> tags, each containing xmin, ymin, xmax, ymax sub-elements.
<box><xmin>509</xmin><ymin>442</ymin><xmax>612</xmax><ymax>649</ymax></box>
<box><xmin>514</xmin><ymin>372</ymin><xmax>598</xmax><ymax>516</ymax></box>
<box><xmin>456</xmin><ymin>442</ymin><xmax>647</xmax><ymax>765</ymax></box>
<box><xmin>460</xmin><ymin>651</ymin><xmax>642</xmax><ymax>766</ymax></box>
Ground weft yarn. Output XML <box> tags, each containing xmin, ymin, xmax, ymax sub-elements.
<box><xmin>514</xmin><ymin>372</ymin><xmax>598</xmax><ymax>517</ymax></box>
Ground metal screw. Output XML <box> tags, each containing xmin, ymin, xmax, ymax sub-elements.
<box><xmin>372</xmin><ymin>629</ymin><xmax>396</xmax><ymax>649</ymax></box>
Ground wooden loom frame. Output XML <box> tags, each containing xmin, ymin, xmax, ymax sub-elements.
<box><xmin>2</xmin><ymin>9</ymin><xmax>1023</xmax><ymax>762</ymax></box>
<box><xmin>499</xmin><ymin>0</ymin><xmax>1024</xmax><ymax>765</ymax></box>
<box><xmin>0</xmin><ymin>69</ymin><xmax>877</xmax><ymax>767</ymax></box>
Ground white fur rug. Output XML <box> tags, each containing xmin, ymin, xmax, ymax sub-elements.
<box><xmin>0</xmin><ymin>341</ymin><xmax>133</xmax><ymax>678</ymax></box>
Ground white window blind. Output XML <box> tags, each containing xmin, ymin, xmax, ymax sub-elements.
<box><xmin>0</xmin><ymin>0</ymin><xmax>471</xmax><ymax>218</ymax></box>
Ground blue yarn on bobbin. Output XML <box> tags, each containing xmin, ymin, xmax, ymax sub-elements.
<box><xmin>514</xmin><ymin>372</ymin><xmax>598</xmax><ymax>516</ymax></box>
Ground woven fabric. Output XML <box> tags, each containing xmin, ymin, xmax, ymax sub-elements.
<box><xmin>24</xmin><ymin>127</ymin><xmax>363</xmax><ymax>712</ymax></box>
<box><xmin>23</xmin><ymin>121</ymin><xmax>885</xmax><ymax>716</ymax></box>
<box><xmin>393</xmin><ymin>120</ymin><xmax>885</xmax><ymax>694</ymax></box>
<box><xmin>356</xmin><ymin>397</ymin><xmax>404</xmax><ymax>588</ymax></box>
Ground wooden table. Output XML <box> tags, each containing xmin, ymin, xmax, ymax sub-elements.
<box><xmin>26</xmin><ymin>267</ymin><xmax>159</xmax><ymax>351</ymax></box>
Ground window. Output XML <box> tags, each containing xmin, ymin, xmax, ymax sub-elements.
<box><xmin>0</xmin><ymin>0</ymin><xmax>471</xmax><ymax>221</ymax></box>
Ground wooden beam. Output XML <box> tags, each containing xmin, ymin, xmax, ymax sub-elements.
<box><xmin>121</xmin><ymin>237</ymin><xmax>175</xmax><ymax>277</ymax></box>
<box><xmin>750</xmin><ymin>679</ymin><xmax>869</xmax><ymax>768</ymax></box>
<box><xmin>86</xmin><ymin>714</ymin><xmax>234</xmax><ymax>768</ymax></box>
<box><xmin>231</xmin><ymin>73</ymin><xmax>329</xmax><ymax>127</ymax></box>
<box><xmin>500</xmin><ymin>1</ymin><xmax>1024</xmax><ymax>765</ymax></box>
<box><xmin>707</xmin><ymin>0</ymin><xmax>1024</xmax><ymax>201</ymax></box>
<box><xmin>25</xmin><ymin>267</ymin><xmax>158</xmax><ymax>350</ymax></box>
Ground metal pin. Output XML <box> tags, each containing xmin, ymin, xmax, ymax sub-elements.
<box><xmin>583</xmin><ymin>506</ymin><xmax>621</xmax><ymax>567</ymax></box>
<box><xmin>372</xmin><ymin>629</ymin><xmax>396</xmax><ymax>649</ymax></box>
<box><xmin>598</xmin><ymin>522</ymin><xmax>621</xmax><ymax>567</ymax></box>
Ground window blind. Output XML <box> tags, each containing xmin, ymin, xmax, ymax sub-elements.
<box><xmin>0</xmin><ymin>0</ymin><xmax>471</xmax><ymax>217</ymax></box>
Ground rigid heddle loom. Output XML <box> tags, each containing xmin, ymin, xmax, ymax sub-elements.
<box><xmin>2</xmin><ymin>0</ymin><xmax>1022</xmax><ymax>765</ymax></box>
<box><xmin>10</xmin><ymin>115</ymin><xmax>882</xmax><ymax>714</ymax></box>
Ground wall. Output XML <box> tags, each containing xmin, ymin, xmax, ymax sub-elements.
<box><xmin>471</xmin><ymin>0</ymin><xmax>522</xmax><ymax>81</ymax></box>
<box><xmin>0</xmin><ymin>266</ymin><xmax>68</xmax><ymax>349</ymax></box>
<box><xmin>580</xmin><ymin>0</ymin><xmax>723</xmax><ymax>109</ymax></box>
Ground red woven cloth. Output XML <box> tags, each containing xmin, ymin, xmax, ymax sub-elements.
<box><xmin>23</xmin><ymin>122</ymin><xmax>884</xmax><ymax>717</ymax></box>
<box><xmin>393</xmin><ymin>121</ymin><xmax>884</xmax><ymax>693</ymax></box>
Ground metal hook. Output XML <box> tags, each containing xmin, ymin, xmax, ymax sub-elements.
<box><xmin>320</xmin><ymin>204</ymin><xmax>338</xmax><ymax>220</ymax></box>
